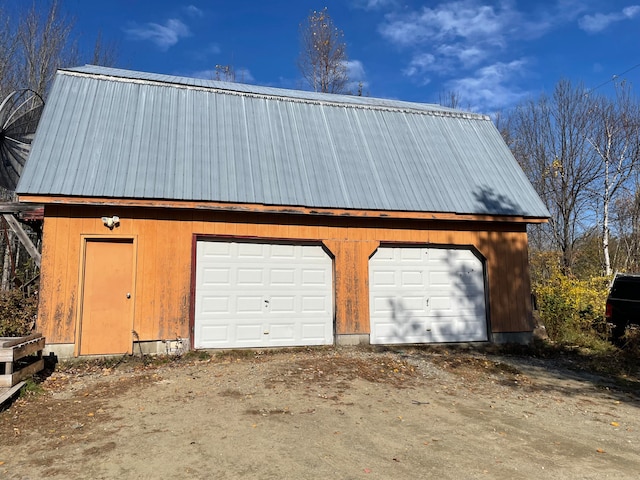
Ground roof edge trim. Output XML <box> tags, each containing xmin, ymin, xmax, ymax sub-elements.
<box><xmin>18</xmin><ymin>194</ymin><xmax>549</xmax><ymax>224</ymax></box>
<box><xmin>58</xmin><ymin>69</ymin><xmax>490</xmax><ymax>121</ymax></box>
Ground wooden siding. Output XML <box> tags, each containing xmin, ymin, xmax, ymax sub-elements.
<box><xmin>37</xmin><ymin>205</ymin><xmax>534</xmax><ymax>347</ymax></box>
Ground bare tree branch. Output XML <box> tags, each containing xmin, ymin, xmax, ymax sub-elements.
<box><xmin>16</xmin><ymin>0</ymin><xmax>78</xmax><ymax>97</ymax></box>
<box><xmin>507</xmin><ymin>79</ymin><xmax>600</xmax><ymax>273</ymax></box>
<box><xmin>297</xmin><ymin>8</ymin><xmax>348</xmax><ymax>94</ymax></box>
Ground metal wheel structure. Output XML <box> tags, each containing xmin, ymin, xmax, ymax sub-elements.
<box><xmin>0</xmin><ymin>90</ymin><xmax>44</xmax><ymax>192</ymax></box>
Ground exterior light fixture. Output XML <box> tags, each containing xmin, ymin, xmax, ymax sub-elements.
<box><xmin>101</xmin><ymin>215</ymin><xmax>120</xmax><ymax>229</ymax></box>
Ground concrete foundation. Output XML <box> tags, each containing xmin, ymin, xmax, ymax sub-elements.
<box><xmin>44</xmin><ymin>339</ymin><xmax>189</xmax><ymax>360</ymax></box>
<box><xmin>335</xmin><ymin>334</ymin><xmax>370</xmax><ymax>346</ymax></box>
<box><xmin>491</xmin><ymin>332</ymin><xmax>533</xmax><ymax>345</ymax></box>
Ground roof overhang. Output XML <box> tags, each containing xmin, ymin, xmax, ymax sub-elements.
<box><xmin>18</xmin><ymin>195</ymin><xmax>549</xmax><ymax>224</ymax></box>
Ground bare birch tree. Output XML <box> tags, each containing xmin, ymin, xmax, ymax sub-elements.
<box><xmin>587</xmin><ymin>82</ymin><xmax>640</xmax><ymax>275</ymax></box>
<box><xmin>508</xmin><ymin>80</ymin><xmax>600</xmax><ymax>273</ymax></box>
<box><xmin>298</xmin><ymin>8</ymin><xmax>348</xmax><ymax>94</ymax></box>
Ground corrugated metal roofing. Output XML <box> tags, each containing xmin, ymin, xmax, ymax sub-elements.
<box><xmin>17</xmin><ymin>65</ymin><xmax>549</xmax><ymax>218</ymax></box>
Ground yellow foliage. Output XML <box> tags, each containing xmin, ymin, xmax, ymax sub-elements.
<box><xmin>534</xmin><ymin>270</ymin><xmax>611</xmax><ymax>344</ymax></box>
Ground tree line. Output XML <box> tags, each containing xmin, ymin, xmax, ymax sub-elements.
<box><xmin>501</xmin><ymin>79</ymin><xmax>640</xmax><ymax>278</ymax></box>
<box><xmin>3</xmin><ymin>1</ymin><xmax>637</xmax><ymax>283</ymax></box>
<box><xmin>0</xmin><ymin>0</ymin><xmax>116</xmax><ymax>100</ymax></box>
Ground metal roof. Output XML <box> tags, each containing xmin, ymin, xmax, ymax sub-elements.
<box><xmin>17</xmin><ymin>65</ymin><xmax>549</xmax><ymax>218</ymax></box>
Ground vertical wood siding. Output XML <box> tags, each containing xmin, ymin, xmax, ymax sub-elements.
<box><xmin>38</xmin><ymin>205</ymin><xmax>533</xmax><ymax>346</ymax></box>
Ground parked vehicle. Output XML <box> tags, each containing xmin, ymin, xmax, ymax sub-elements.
<box><xmin>605</xmin><ymin>273</ymin><xmax>640</xmax><ymax>342</ymax></box>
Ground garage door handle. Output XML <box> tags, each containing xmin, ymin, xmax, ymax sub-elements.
<box><xmin>426</xmin><ymin>298</ymin><xmax>429</xmax><ymax>307</ymax></box>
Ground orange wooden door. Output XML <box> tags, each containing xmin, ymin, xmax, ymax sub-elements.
<box><xmin>79</xmin><ymin>239</ymin><xmax>135</xmax><ymax>355</ymax></box>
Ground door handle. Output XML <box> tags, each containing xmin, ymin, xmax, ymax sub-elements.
<box><xmin>126</xmin><ymin>293</ymin><xmax>131</xmax><ymax>299</ymax></box>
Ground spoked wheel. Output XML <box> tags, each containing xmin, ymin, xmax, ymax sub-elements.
<box><xmin>0</xmin><ymin>89</ymin><xmax>44</xmax><ymax>191</ymax></box>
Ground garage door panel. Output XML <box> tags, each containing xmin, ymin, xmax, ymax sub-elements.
<box><xmin>236</xmin><ymin>295</ymin><xmax>263</xmax><ymax>313</ymax></box>
<box><xmin>301</xmin><ymin>247</ymin><xmax>329</xmax><ymax>260</ymax></box>
<box><xmin>200</xmin><ymin>295</ymin><xmax>230</xmax><ymax>314</ymax></box>
<box><xmin>267</xmin><ymin>323</ymin><xmax>295</xmax><ymax>341</ymax></box>
<box><xmin>370</xmin><ymin>246</ymin><xmax>487</xmax><ymax>344</ymax></box>
<box><xmin>237</xmin><ymin>268</ymin><xmax>263</xmax><ymax>285</ymax></box>
<box><xmin>271</xmin><ymin>244</ymin><xmax>296</xmax><ymax>258</ymax></box>
<box><xmin>237</xmin><ymin>243</ymin><xmax>266</xmax><ymax>257</ymax></box>
<box><xmin>372</xmin><ymin>270</ymin><xmax>396</xmax><ymax>286</ymax></box>
<box><xmin>398</xmin><ymin>296</ymin><xmax>426</xmax><ymax>312</ymax></box>
<box><xmin>236</xmin><ymin>324</ymin><xmax>263</xmax><ymax>343</ymax></box>
<box><xmin>428</xmin><ymin>316</ymin><xmax>488</xmax><ymax>342</ymax></box>
<box><xmin>201</xmin><ymin>241</ymin><xmax>232</xmax><ymax>257</ymax></box>
<box><xmin>372</xmin><ymin>317</ymin><xmax>429</xmax><ymax>344</ymax></box>
<box><xmin>302</xmin><ymin>296</ymin><xmax>330</xmax><ymax>312</ymax></box>
<box><xmin>302</xmin><ymin>268</ymin><xmax>330</xmax><ymax>285</ymax></box>
<box><xmin>195</xmin><ymin>241</ymin><xmax>334</xmax><ymax>348</ymax></box>
<box><xmin>269</xmin><ymin>295</ymin><xmax>296</xmax><ymax>313</ymax></box>
<box><xmin>429</xmin><ymin>295</ymin><xmax>451</xmax><ymax>310</ymax></box>
<box><xmin>199</xmin><ymin>325</ymin><xmax>229</xmax><ymax>346</ymax></box>
<box><xmin>270</xmin><ymin>268</ymin><xmax>296</xmax><ymax>285</ymax></box>
<box><xmin>401</xmin><ymin>270</ymin><xmax>424</xmax><ymax>286</ymax></box>
<box><xmin>372</xmin><ymin>296</ymin><xmax>394</xmax><ymax>312</ymax></box>
<box><xmin>428</xmin><ymin>271</ymin><xmax>453</xmax><ymax>286</ymax></box>
<box><xmin>302</xmin><ymin>323</ymin><xmax>332</xmax><ymax>342</ymax></box>
<box><xmin>400</xmin><ymin>248</ymin><xmax>424</xmax><ymax>261</ymax></box>
<box><xmin>202</xmin><ymin>267</ymin><xmax>230</xmax><ymax>285</ymax></box>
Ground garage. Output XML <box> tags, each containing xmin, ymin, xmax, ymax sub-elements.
<box><xmin>369</xmin><ymin>246</ymin><xmax>488</xmax><ymax>344</ymax></box>
<box><xmin>194</xmin><ymin>240</ymin><xmax>334</xmax><ymax>348</ymax></box>
<box><xmin>19</xmin><ymin>67</ymin><xmax>550</xmax><ymax>356</ymax></box>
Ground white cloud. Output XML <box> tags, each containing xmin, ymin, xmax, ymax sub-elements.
<box><xmin>437</xmin><ymin>44</ymin><xmax>488</xmax><ymax>68</ymax></box>
<box><xmin>379</xmin><ymin>1</ymin><xmax>516</xmax><ymax>48</ymax></box>
<box><xmin>345</xmin><ymin>60</ymin><xmax>369</xmax><ymax>94</ymax></box>
<box><xmin>346</xmin><ymin>60</ymin><xmax>366</xmax><ymax>80</ymax></box>
<box><xmin>379</xmin><ymin>0</ymin><xmax>524</xmax><ymax>92</ymax></box>
<box><xmin>446</xmin><ymin>59</ymin><xmax>529</xmax><ymax>111</ymax></box>
<box><xmin>624</xmin><ymin>5</ymin><xmax>640</xmax><ymax>16</ymax></box>
<box><xmin>235</xmin><ymin>68</ymin><xmax>255</xmax><ymax>83</ymax></box>
<box><xmin>579</xmin><ymin>5</ymin><xmax>640</xmax><ymax>33</ymax></box>
<box><xmin>403</xmin><ymin>53</ymin><xmax>436</xmax><ymax>77</ymax></box>
<box><xmin>205</xmin><ymin>43</ymin><xmax>221</xmax><ymax>55</ymax></box>
<box><xmin>185</xmin><ymin>5</ymin><xmax>204</xmax><ymax>17</ymax></box>
<box><xmin>125</xmin><ymin>19</ymin><xmax>190</xmax><ymax>50</ymax></box>
<box><xmin>351</xmin><ymin>0</ymin><xmax>398</xmax><ymax>10</ymax></box>
<box><xmin>376</xmin><ymin>0</ymin><xmax>590</xmax><ymax>110</ymax></box>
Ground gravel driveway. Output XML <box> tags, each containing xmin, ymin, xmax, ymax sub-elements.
<box><xmin>1</xmin><ymin>346</ymin><xmax>639</xmax><ymax>479</ymax></box>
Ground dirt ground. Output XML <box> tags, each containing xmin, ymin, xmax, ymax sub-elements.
<box><xmin>1</xmin><ymin>346</ymin><xmax>639</xmax><ymax>480</ymax></box>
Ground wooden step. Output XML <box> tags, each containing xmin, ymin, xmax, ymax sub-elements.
<box><xmin>0</xmin><ymin>333</ymin><xmax>45</xmax><ymax>388</ymax></box>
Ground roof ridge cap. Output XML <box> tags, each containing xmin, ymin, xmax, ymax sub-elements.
<box><xmin>59</xmin><ymin>68</ymin><xmax>490</xmax><ymax>121</ymax></box>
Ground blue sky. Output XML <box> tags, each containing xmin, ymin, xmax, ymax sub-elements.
<box><xmin>14</xmin><ymin>1</ymin><xmax>640</xmax><ymax>112</ymax></box>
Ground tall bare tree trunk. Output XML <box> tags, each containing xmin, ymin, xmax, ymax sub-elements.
<box><xmin>2</xmin><ymin>230</ymin><xmax>12</xmax><ymax>290</ymax></box>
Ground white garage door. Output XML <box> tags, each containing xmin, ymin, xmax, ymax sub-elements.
<box><xmin>194</xmin><ymin>240</ymin><xmax>334</xmax><ymax>348</ymax></box>
<box><xmin>370</xmin><ymin>246</ymin><xmax>487</xmax><ymax>344</ymax></box>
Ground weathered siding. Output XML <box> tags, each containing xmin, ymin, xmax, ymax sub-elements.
<box><xmin>38</xmin><ymin>205</ymin><xmax>533</xmax><ymax>348</ymax></box>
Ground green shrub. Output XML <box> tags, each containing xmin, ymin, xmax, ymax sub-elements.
<box><xmin>0</xmin><ymin>289</ymin><xmax>38</xmax><ymax>337</ymax></box>
<box><xmin>534</xmin><ymin>268</ymin><xmax>610</xmax><ymax>347</ymax></box>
